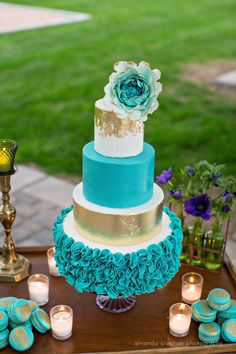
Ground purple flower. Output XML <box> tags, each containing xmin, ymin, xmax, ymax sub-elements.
<box><xmin>155</xmin><ymin>167</ymin><xmax>172</xmax><ymax>185</ymax></box>
<box><xmin>223</xmin><ymin>190</ymin><xmax>231</xmax><ymax>200</ymax></box>
<box><xmin>167</xmin><ymin>190</ymin><xmax>183</xmax><ymax>200</ymax></box>
<box><xmin>222</xmin><ymin>205</ymin><xmax>230</xmax><ymax>213</ymax></box>
<box><xmin>184</xmin><ymin>194</ymin><xmax>211</xmax><ymax>220</ymax></box>
<box><xmin>213</xmin><ymin>173</ymin><xmax>222</xmax><ymax>180</ymax></box>
<box><xmin>187</xmin><ymin>166</ymin><xmax>194</xmax><ymax>176</ymax></box>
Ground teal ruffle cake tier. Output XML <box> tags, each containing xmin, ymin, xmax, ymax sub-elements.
<box><xmin>53</xmin><ymin>206</ymin><xmax>182</xmax><ymax>299</ymax></box>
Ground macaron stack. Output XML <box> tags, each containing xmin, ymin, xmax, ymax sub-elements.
<box><xmin>0</xmin><ymin>296</ymin><xmax>51</xmax><ymax>351</ymax></box>
<box><xmin>191</xmin><ymin>288</ymin><xmax>236</xmax><ymax>344</ymax></box>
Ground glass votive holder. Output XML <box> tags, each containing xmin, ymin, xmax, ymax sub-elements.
<box><xmin>181</xmin><ymin>272</ymin><xmax>203</xmax><ymax>304</ymax></box>
<box><xmin>0</xmin><ymin>139</ymin><xmax>18</xmax><ymax>174</ymax></box>
<box><xmin>47</xmin><ymin>247</ymin><xmax>61</xmax><ymax>276</ymax></box>
<box><xmin>169</xmin><ymin>303</ymin><xmax>192</xmax><ymax>337</ymax></box>
<box><xmin>50</xmin><ymin>305</ymin><xmax>73</xmax><ymax>340</ymax></box>
<box><xmin>28</xmin><ymin>274</ymin><xmax>49</xmax><ymax>306</ymax></box>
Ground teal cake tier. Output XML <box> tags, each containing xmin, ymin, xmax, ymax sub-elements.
<box><xmin>83</xmin><ymin>141</ymin><xmax>155</xmax><ymax>208</ymax></box>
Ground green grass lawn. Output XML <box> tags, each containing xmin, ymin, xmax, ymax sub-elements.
<box><xmin>1</xmin><ymin>0</ymin><xmax>236</xmax><ymax>177</ymax></box>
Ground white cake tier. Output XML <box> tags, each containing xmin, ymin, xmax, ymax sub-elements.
<box><xmin>64</xmin><ymin>210</ymin><xmax>171</xmax><ymax>255</ymax></box>
<box><xmin>73</xmin><ymin>182</ymin><xmax>164</xmax><ymax>246</ymax></box>
<box><xmin>94</xmin><ymin>99</ymin><xmax>144</xmax><ymax>157</ymax></box>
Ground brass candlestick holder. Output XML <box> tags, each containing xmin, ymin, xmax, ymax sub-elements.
<box><xmin>0</xmin><ymin>139</ymin><xmax>31</xmax><ymax>282</ymax></box>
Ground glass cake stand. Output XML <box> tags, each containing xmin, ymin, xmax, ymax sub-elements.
<box><xmin>96</xmin><ymin>295</ymin><xmax>136</xmax><ymax>313</ymax></box>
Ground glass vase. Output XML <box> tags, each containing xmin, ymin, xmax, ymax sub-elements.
<box><xmin>175</xmin><ymin>205</ymin><xmax>190</xmax><ymax>264</ymax></box>
<box><xmin>189</xmin><ymin>218</ymin><xmax>203</xmax><ymax>266</ymax></box>
<box><xmin>180</xmin><ymin>227</ymin><xmax>190</xmax><ymax>263</ymax></box>
<box><xmin>202</xmin><ymin>219</ymin><xmax>224</xmax><ymax>271</ymax></box>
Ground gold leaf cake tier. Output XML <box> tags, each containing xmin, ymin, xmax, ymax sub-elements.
<box><xmin>73</xmin><ymin>183</ymin><xmax>164</xmax><ymax>246</ymax></box>
<box><xmin>94</xmin><ymin>99</ymin><xmax>144</xmax><ymax>158</ymax></box>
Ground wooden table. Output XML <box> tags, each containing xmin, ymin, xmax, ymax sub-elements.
<box><xmin>0</xmin><ymin>247</ymin><xmax>236</xmax><ymax>354</ymax></box>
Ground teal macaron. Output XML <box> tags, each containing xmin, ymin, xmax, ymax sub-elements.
<box><xmin>0</xmin><ymin>328</ymin><xmax>9</xmax><ymax>349</ymax></box>
<box><xmin>221</xmin><ymin>318</ymin><xmax>236</xmax><ymax>343</ymax></box>
<box><xmin>9</xmin><ymin>326</ymin><xmax>34</xmax><ymax>351</ymax></box>
<box><xmin>198</xmin><ymin>322</ymin><xmax>221</xmax><ymax>344</ymax></box>
<box><xmin>8</xmin><ymin>299</ymin><xmax>31</xmax><ymax>323</ymax></box>
<box><xmin>0</xmin><ymin>310</ymin><xmax>9</xmax><ymax>331</ymax></box>
<box><xmin>220</xmin><ymin>299</ymin><xmax>236</xmax><ymax>319</ymax></box>
<box><xmin>218</xmin><ymin>313</ymin><xmax>227</xmax><ymax>326</ymax></box>
<box><xmin>218</xmin><ymin>300</ymin><xmax>236</xmax><ymax>326</ymax></box>
<box><xmin>207</xmin><ymin>288</ymin><xmax>231</xmax><ymax>312</ymax></box>
<box><xmin>192</xmin><ymin>300</ymin><xmax>217</xmax><ymax>322</ymax></box>
<box><xmin>221</xmin><ymin>331</ymin><xmax>230</xmax><ymax>342</ymax></box>
<box><xmin>27</xmin><ymin>300</ymin><xmax>39</xmax><ymax>311</ymax></box>
<box><xmin>9</xmin><ymin>319</ymin><xmax>32</xmax><ymax>331</ymax></box>
<box><xmin>0</xmin><ymin>297</ymin><xmax>17</xmax><ymax>312</ymax></box>
<box><xmin>31</xmin><ymin>308</ymin><xmax>51</xmax><ymax>333</ymax></box>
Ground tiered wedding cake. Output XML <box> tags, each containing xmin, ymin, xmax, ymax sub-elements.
<box><xmin>54</xmin><ymin>61</ymin><xmax>182</xmax><ymax>303</ymax></box>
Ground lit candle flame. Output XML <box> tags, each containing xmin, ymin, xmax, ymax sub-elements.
<box><xmin>190</xmin><ymin>276</ymin><xmax>194</xmax><ymax>283</ymax></box>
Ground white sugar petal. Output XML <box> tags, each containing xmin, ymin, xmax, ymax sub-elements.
<box><xmin>139</xmin><ymin>61</ymin><xmax>150</xmax><ymax>70</ymax></box>
<box><xmin>113</xmin><ymin>104</ymin><xmax>127</xmax><ymax>119</ymax></box>
<box><xmin>154</xmin><ymin>82</ymin><xmax>162</xmax><ymax>95</ymax></box>
<box><xmin>129</xmin><ymin>110</ymin><xmax>141</xmax><ymax>121</ymax></box>
<box><xmin>109</xmin><ymin>72</ymin><xmax>117</xmax><ymax>82</ymax></box>
<box><xmin>153</xmin><ymin>69</ymin><xmax>161</xmax><ymax>81</ymax></box>
<box><xmin>142</xmin><ymin>115</ymin><xmax>148</xmax><ymax>122</ymax></box>
<box><xmin>103</xmin><ymin>97</ymin><xmax>113</xmax><ymax>110</ymax></box>
<box><xmin>104</xmin><ymin>83</ymin><xmax>112</xmax><ymax>95</ymax></box>
<box><xmin>114</xmin><ymin>61</ymin><xmax>129</xmax><ymax>73</ymax></box>
<box><xmin>149</xmin><ymin>100</ymin><xmax>159</xmax><ymax>113</ymax></box>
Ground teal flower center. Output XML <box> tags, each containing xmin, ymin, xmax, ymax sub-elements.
<box><xmin>121</xmin><ymin>77</ymin><xmax>144</xmax><ymax>98</ymax></box>
<box><xmin>115</xmin><ymin>75</ymin><xmax>149</xmax><ymax>108</ymax></box>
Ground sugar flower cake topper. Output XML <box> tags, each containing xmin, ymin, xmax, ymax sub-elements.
<box><xmin>103</xmin><ymin>61</ymin><xmax>162</xmax><ymax>121</ymax></box>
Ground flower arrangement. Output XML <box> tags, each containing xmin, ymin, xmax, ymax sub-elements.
<box><xmin>156</xmin><ymin>161</ymin><xmax>236</xmax><ymax>270</ymax></box>
<box><xmin>103</xmin><ymin>61</ymin><xmax>162</xmax><ymax>121</ymax></box>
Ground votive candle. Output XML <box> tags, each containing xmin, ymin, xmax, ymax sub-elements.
<box><xmin>169</xmin><ymin>303</ymin><xmax>192</xmax><ymax>337</ymax></box>
<box><xmin>50</xmin><ymin>305</ymin><xmax>73</xmax><ymax>340</ymax></box>
<box><xmin>0</xmin><ymin>139</ymin><xmax>17</xmax><ymax>173</ymax></box>
<box><xmin>0</xmin><ymin>153</ymin><xmax>10</xmax><ymax>173</ymax></box>
<box><xmin>47</xmin><ymin>247</ymin><xmax>61</xmax><ymax>276</ymax></box>
<box><xmin>28</xmin><ymin>274</ymin><xmax>49</xmax><ymax>306</ymax></box>
<box><xmin>181</xmin><ymin>272</ymin><xmax>203</xmax><ymax>304</ymax></box>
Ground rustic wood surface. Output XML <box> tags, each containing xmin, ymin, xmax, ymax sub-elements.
<box><xmin>0</xmin><ymin>247</ymin><xmax>236</xmax><ymax>354</ymax></box>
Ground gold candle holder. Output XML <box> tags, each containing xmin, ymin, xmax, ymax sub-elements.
<box><xmin>0</xmin><ymin>139</ymin><xmax>31</xmax><ymax>282</ymax></box>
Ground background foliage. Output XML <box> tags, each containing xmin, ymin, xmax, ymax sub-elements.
<box><xmin>1</xmin><ymin>0</ymin><xmax>236</xmax><ymax>176</ymax></box>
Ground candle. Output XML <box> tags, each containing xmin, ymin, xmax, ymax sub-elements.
<box><xmin>0</xmin><ymin>139</ymin><xmax>17</xmax><ymax>173</ymax></box>
<box><xmin>50</xmin><ymin>305</ymin><xmax>73</xmax><ymax>340</ymax></box>
<box><xmin>0</xmin><ymin>150</ymin><xmax>11</xmax><ymax>173</ymax></box>
<box><xmin>169</xmin><ymin>303</ymin><xmax>192</xmax><ymax>337</ymax></box>
<box><xmin>169</xmin><ymin>314</ymin><xmax>190</xmax><ymax>335</ymax></box>
<box><xmin>28</xmin><ymin>274</ymin><xmax>49</xmax><ymax>306</ymax></box>
<box><xmin>47</xmin><ymin>247</ymin><xmax>61</xmax><ymax>276</ymax></box>
<box><xmin>181</xmin><ymin>272</ymin><xmax>203</xmax><ymax>304</ymax></box>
